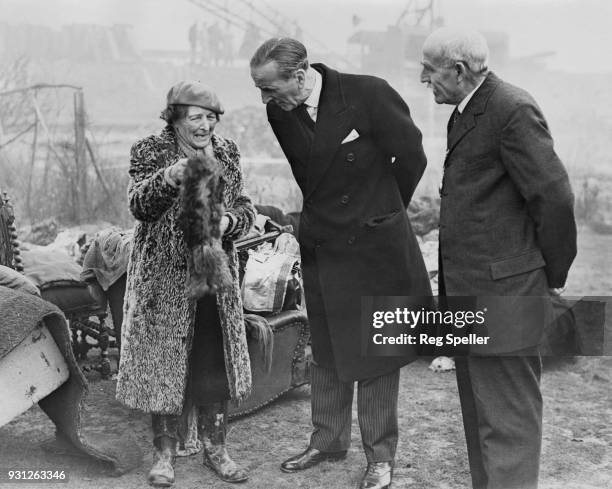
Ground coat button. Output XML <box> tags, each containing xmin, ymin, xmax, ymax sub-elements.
<box><xmin>346</xmin><ymin>152</ymin><xmax>355</xmax><ymax>162</ymax></box>
<box><xmin>347</xmin><ymin>236</ymin><xmax>355</xmax><ymax>245</ymax></box>
<box><xmin>315</xmin><ymin>239</ymin><xmax>323</xmax><ymax>248</ymax></box>
<box><xmin>340</xmin><ymin>195</ymin><xmax>350</xmax><ymax>205</ymax></box>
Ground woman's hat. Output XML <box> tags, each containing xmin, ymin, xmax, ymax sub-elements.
<box><xmin>166</xmin><ymin>80</ymin><xmax>225</xmax><ymax>114</ymax></box>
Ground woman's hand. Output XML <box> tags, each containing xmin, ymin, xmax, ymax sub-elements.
<box><xmin>220</xmin><ymin>215</ymin><xmax>230</xmax><ymax>235</ymax></box>
<box><xmin>165</xmin><ymin>158</ymin><xmax>189</xmax><ymax>186</ymax></box>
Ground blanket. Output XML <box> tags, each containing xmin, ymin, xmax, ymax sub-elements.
<box><xmin>80</xmin><ymin>228</ymin><xmax>133</xmax><ymax>291</ymax></box>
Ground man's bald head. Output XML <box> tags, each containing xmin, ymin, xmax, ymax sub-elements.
<box><xmin>420</xmin><ymin>28</ymin><xmax>490</xmax><ymax>105</ymax></box>
<box><xmin>422</xmin><ymin>28</ymin><xmax>489</xmax><ymax>75</ymax></box>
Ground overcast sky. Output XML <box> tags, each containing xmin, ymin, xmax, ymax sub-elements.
<box><xmin>1</xmin><ymin>0</ymin><xmax>611</xmax><ymax>72</ymax></box>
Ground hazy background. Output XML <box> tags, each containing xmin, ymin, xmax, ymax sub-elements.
<box><xmin>2</xmin><ymin>0</ymin><xmax>611</xmax><ymax>72</ymax></box>
<box><xmin>0</xmin><ymin>0</ymin><xmax>611</xmax><ymax>264</ymax></box>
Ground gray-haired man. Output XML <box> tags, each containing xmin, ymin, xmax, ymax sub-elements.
<box><xmin>420</xmin><ymin>28</ymin><xmax>576</xmax><ymax>489</ymax></box>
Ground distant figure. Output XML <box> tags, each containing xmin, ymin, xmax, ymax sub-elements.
<box><xmin>239</xmin><ymin>22</ymin><xmax>262</xmax><ymax>60</ymax></box>
<box><xmin>188</xmin><ymin>22</ymin><xmax>198</xmax><ymax>65</ymax></box>
<box><xmin>198</xmin><ymin>21</ymin><xmax>210</xmax><ymax>65</ymax></box>
<box><xmin>293</xmin><ymin>22</ymin><xmax>303</xmax><ymax>42</ymax></box>
<box><xmin>116</xmin><ymin>81</ymin><xmax>255</xmax><ymax>486</ymax></box>
<box><xmin>420</xmin><ymin>27</ymin><xmax>577</xmax><ymax>489</ymax></box>
<box><xmin>208</xmin><ymin>22</ymin><xmax>222</xmax><ymax>66</ymax></box>
<box><xmin>221</xmin><ymin>23</ymin><xmax>235</xmax><ymax>67</ymax></box>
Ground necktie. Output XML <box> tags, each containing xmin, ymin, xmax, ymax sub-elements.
<box><xmin>295</xmin><ymin>103</ymin><xmax>315</xmax><ymax>131</ymax></box>
<box><xmin>442</xmin><ymin>107</ymin><xmax>460</xmax><ymax>180</ymax></box>
<box><xmin>447</xmin><ymin>107</ymin><xmax>460</xmax><ymax>136</ymax></box>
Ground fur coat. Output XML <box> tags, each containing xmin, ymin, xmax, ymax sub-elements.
<box><xmin>116</xmin><ymin>126</ymin><xmax>255</xmax><ymax>414</ymax></box>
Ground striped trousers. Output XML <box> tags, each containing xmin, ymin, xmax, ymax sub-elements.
<box><xmin>309</xmin><ymin>364</ymin><xmax>400</xmax><ymax>463</ymax></box>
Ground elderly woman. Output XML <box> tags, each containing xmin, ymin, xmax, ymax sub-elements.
<box><xmin>116</xmin><ymin>81</ymin><xmax>255</xmax><ymax>486</ymax></box>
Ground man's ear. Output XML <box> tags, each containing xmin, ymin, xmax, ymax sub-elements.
<box><xmin>294</xmin><ymin>69</ymin><xmax>307</xmax><ymax>87</ymax></box>
<box><xmin>455</xmin><ymin>61</ymin><xmax>468</xmax><ymax>80</ymax></box>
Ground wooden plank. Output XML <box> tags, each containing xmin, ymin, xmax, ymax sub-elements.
<box><xmin>0</xmin><ymin>324</ymin><xmax>69</xmax><ymax>427</ymax></box>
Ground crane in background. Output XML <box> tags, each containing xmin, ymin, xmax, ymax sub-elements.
<box><xmin>185</xmin><ymin>0</ymin><xmax>356</xmax><ymax>69</ymax></box>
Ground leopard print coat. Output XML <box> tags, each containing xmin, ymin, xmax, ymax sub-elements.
<box><xmin>116</xmin><ymin>126</ymin><xmax>255</xmax><ymax>414</ymax></box>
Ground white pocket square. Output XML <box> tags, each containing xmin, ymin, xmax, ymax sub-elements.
<box><xmin>341</xmin><ymin>129</ymin><xmax>360</xmax><ymax>144</ymax></box>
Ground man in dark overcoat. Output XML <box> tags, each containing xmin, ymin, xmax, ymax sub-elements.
<box><xmin>420</xmin><ymin>28</ymin><xmax>577</xmax><ymax>489</ymax></box>
<box><xmin>250</xmin><ymin>38</ymin><xmax>432</xmax><ymax>489</ymax></box>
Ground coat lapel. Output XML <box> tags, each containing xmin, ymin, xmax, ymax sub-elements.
<box><xmin>304</xmin><ymin>64</ymin><xmax>355</xmax><ymax>200</ymax></box>
<box><xmin>446</xmin><ymin>72</ymin><xmax>501</xmax><ymax>160</ymax></box>
<box><xmin>267</xmin><ymin>108</ymin><xmax>313</xmax><ymax>192</ymax></box>
<box><xmin>269</xmin><ymin>110</ymin><xmax>312</xmax><ymax>163</ymax></box>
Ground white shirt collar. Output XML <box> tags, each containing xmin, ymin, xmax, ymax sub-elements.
<box><xmin>304</xmin><ymin>68</ymin><xmax>322</xmax><ymax>110</ymax></box>
<box><xmin>457</xmin><ymin>77</ymin><xmax>486</xmax><ymax>114</ymax></box>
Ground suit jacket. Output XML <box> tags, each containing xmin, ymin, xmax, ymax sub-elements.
<box><xmin>439</xmin><ymin>72</ymin><xmax>577</xmax><ymax>354</ymax></box>
<box><xmin>267</xmin><ymin>63</ymin><xmax>432</xmax><ymax>381</ymax></box>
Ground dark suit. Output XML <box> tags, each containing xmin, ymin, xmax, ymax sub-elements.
<box><xmin>266</xmin><ymin>63</ymin><xmax>431</xmax><ymax>461</ymax></box>
<box><xmin>439</xmin><ymin>72</ymin><xmax>577</xmax><ymax>488</ymax></box>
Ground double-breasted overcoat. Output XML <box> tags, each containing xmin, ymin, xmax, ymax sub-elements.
<box><xmin>267</xmin><ymin>64</ymin><xmax>432</xmax><ymax>381</ymax></box>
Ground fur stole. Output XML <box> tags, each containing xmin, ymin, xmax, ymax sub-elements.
<box><xmin>178</xmin><ymin>154</ymin><xmax>232</xmax><ymax>298</ymax></box>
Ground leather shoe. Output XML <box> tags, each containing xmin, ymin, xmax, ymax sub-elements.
<box><xmin>359</xmin><ymin>462</ymin><xmax>393</xmax><ymax>489</ymax></box>
<box><xmin>280</xmin><ymin>447</ymin><xmax>347</xmax><ymax>473</ymax></box>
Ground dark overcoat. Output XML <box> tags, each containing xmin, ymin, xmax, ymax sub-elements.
<box><xmin>439</xmin><ymin>72</ymin><xmax>577</xmax><ymax>354</ymax></box>
<box><xmin>267</xmin><ymin>64</ymin><xmax>432</xmax><ymax>381</ymax></box>
<box><xmin>116</xmin><ymin>128</ymin><xmax>255</xmax><ymax>414</ymax></box>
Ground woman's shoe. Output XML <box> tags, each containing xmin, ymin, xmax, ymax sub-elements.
<box><xmin>148</xmin><ymin>446</ymin><xmax>175</xmax><ymax>487</ymax></box>
<box><xmin>198</xmin><ymin>402</ymin><xmax>248</xmax><ymax>483</ymax></box>
<box><xmin>203</xmin><ymin>443</ymin><xmax>248</xmax><ymax>483</ymax></box>
<box><xmin>149</xmin><ymin>416</ymin><xmax>178</xmax><ymax>487</ymax></box>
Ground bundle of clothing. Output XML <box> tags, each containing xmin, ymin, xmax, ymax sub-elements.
<box><xmin>241</xmin><ymin>232</ymin><xmax>301</xmax><ymax>314</ymax></box>
<box><xmin>80</xmin><ymin>228</ymin><xmax>133</xmax><ymax>291</ymax></box>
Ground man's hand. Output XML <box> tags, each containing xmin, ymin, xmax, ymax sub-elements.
<box><xmin>549</xmin><ymin>287</ymin><xmax>565</xmax><ymax>296</ymax></box>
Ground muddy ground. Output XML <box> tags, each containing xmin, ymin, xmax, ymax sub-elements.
<box><xmin>1</xmin><ymin>354</ymin><xmax>610</xmax><ymax>489</ymax></box>
<box><xmin>1</xmin><ymin>228</ymin><xmax>611</xmax><ymax>489</ymax></box>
